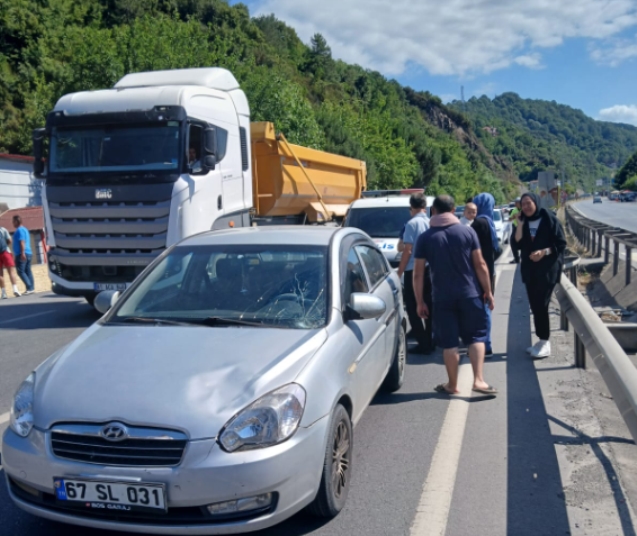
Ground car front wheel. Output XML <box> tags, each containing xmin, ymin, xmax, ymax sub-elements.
<box><xmin>309</xmin><ymin>404</ymin><xmax>352</xmax><ymax>518</ymax></box>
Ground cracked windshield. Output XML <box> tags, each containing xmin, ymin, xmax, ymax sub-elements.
<box><xmin>113</xmin><ymin>245</ymin><xmax>328</xmax><ymax>329</ymax></box>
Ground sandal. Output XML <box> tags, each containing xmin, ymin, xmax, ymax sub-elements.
<box><xmin>472</xmin><ymin>385</ymin><xmax>498</xmax><ymax>395</ymax></box>
<box><xmin>434</xmin><ymin>383</ymin><xmax>456</xmax><ymax>395</ymax></box>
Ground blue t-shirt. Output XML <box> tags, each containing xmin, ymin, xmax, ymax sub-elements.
<box><xmin>414</xmin><ymin>223</ymin><xmax>482</xmax><ymax>302</ymax></box>
<box><xmin>402</xmin><ymin>212</ymin><xmax>430</xmax><ymax>272</ymax></box>
<box><xmin>13</xmin><ymin>226</ymin><xmax>32</xmax><ymax>256</ymax></box>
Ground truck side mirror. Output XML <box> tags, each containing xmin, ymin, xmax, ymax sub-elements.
<box><xmin>202</xmin><ymin>155</ymin><xmax>217</xmax><ymax>172</ymax></box>
<box><xmin>204</xmin><ymin>128</ymin><xmax>217</xmax><ymax>156</ymax></box>
<box><xmin>32</xmin><ymin>128</ymin><xmax>46</xmax><ymax>179</ymax></box>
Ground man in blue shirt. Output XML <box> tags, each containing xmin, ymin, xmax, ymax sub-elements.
<box><xmin>12</xmin><ymin>215</ymin><xmax>35</xmax><ymax>294</ymax></box>
<box><xmin>397</xmin><ymin>193</ymin><xmax>433</xmax><ymax>354</ymax></box>
<box><xmin>413</xmin><ymin>196</ymin><xmax>496</xmax><ymax>395</ymax></box>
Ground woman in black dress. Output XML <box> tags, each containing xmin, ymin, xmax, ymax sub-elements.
<box><xmin>513</xmin><ymin>193</ymin><xmax>566</xmax><ymax>359</ymax></box>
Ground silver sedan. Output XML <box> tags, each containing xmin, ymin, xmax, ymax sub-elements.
<box><xmin>3</xmin><ymin>226</ymin><xmax>406</xmax><ymax>534</ymax></box>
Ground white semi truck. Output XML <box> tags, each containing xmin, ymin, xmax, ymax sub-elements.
<box><xmin>32</xmin><ymin>68</ymin><xmax>366</xmax><ymax>304</ymax></box>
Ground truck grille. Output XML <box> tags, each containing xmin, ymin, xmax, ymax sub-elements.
<box><xmin>51</xmin><ymin>424</ymin><xmax>188</xmax><ymax>467</ymax></box>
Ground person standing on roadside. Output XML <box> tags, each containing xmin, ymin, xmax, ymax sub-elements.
<box><xmin>12</xmin><ymin>215</ymin><xmax>35</xmax><ymax>295</ymax></box>
<box><xmin>396</xmin><ymin>193</ymin><xmax>434</xmax><ymax>355</ymax></box>
<box><xmin>414</xmin><ymin>195</ymin><xmax>497</xmax><ymax>395</ymax></box>
<box><xmin>471</xmin><ymin>193</ymin><xmax>499</xmax><ymax>356</ymax></box>
<box><xmin>460</xmin><ymin>202</ymin><xmax>477</xmax><ymax>227</ymax></box>
<box><xmin>514</xmin><ymin>193</ymin><xmax>566</xmax><ymax>359</ymax></box>
<box><xmin>509</xmin><ymin>198</ymin><xmax>522</xmax><ymax>264</ymax></box>
<box><xmin>0</xmin><ymin>225</ymin><xmax>22</xmax><ymax>298</ymax></box>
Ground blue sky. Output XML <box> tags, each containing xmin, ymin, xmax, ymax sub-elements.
<box><xmin>232</xmin><ymin>0</ymin><xmax>637</xmax><ymax>125</ymax></box>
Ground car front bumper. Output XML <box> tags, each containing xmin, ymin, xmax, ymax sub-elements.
<box><xmin>2</xmin><ymin>416</ymin><xmax>329</xmax><ymax>535</ymax></box>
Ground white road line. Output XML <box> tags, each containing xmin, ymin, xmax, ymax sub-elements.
<box><xmin>0</xmin><ymin>310</ymin><xmax>54</xmax><ymax>325</ymax></box>
<box><xmin>410</xmin><ymin>364</ymin><xmax>474</xmax><ymax>536</ymax></box>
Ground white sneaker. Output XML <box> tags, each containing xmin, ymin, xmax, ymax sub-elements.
<box><xmin>24</xmin><ymin>290</ymin><xmax>34</xmax><ymax>295</ymax></box>
<box><xmin>1</xmin><ymin>292</ymin><xmax>7</xmax><ymax>300</ymax></box>
<box><xmin>531</xmin><ymin>340</ymin><xmax>551</xmax><ymax>359</ymax></box>
<box><xmin>527</xmin><ymin>341</ymin><xmax>541</xmax><ymax>354</ymax></box>
<box><xmin>14</xmin><ymin>290</ymin><xmax>21</xmax><ymax>297</ymax></box>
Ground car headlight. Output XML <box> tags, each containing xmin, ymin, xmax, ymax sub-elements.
<box><xmin>219</xmin><ymin>383</ymin><xmax>306</xmax><ymax>452</ymax></box>
<box><xmin>10</xmin><ymin>372</ymin><xmax>35</xmax><ymax>437</ymax></box>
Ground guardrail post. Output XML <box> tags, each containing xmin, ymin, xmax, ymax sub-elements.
<box><xmin>560</xmin><ymin>308</ymin><xmax>569</xmax><ymax>331</ymax></box>
<box><xmin>614</xmin><ymin>240</ymin><xmax>620</xmax><ymax>276</ymax></box>
<box><xmin>597</xmin><ymin>231</ymin><xmax>603</xmax><ymax>257</ymax></box>
<box><xmin>592</xmin><ymin>230</ymin><xmax>596</xmax><ymax>254</ymax></box>
<box><xmin>627</xmin><ymin>246</ymin><xmax>632</xmax><ymax>286</ymax></box>
<box><xmin>605</xmin><ymin>236</ymin><xmax>610</xmax><ymax>264</ymax></box>
<box><xmin>575</xmin><ymin>333</ymin><xmax>586</xmax><ymax>369</ymax></box>
<box><xmin>569</xmin><ymin>266</ymin><xmax>577</xmax><ymax>284</ymax></box>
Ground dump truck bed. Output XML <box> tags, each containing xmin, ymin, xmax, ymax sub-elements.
<box><xmin>251</xmin><ymin>122</ymin><xmax>366</xmax><ymax>223</ymax></box>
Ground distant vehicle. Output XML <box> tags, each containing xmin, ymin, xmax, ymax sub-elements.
<box><xmin>344</xmin><ymin>193</ymin><xmax>435</xmax><ymax>268</ymax></box>
<box><xmin>593</xmin><ymin>195</ymin><xmax>602</xmax><ymax>204</ymax></box>
<box><xmin>609</xmin><ymin>191</ymin><xmax>620</xmax><ymax>201</ymax></box>
<box><xmin>493</xmin><ymin>208</ymin><xmax>511</xmax><ymax>245</ymax></box>
<box><xmin>2</xmin><ymin>226</ymin><xmax>406</xmax><ymax>534</ymax></box>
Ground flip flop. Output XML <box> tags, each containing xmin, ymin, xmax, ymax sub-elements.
<box><xmin>472</xmin><ymin>385</ymin><xmax>498</xmax><ymax>395</ymax></box>
<box><xmin>434</xmin><ymin>383</ymin><xmax>456</xmax><ymax>395</ymax></box>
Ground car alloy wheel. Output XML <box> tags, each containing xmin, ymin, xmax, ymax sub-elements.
<box><xmin>309</xmin><ymin>404</ymin><xmax>353</xmax><ymax>518</ymax></box>
<box><xmin>331</xmin><ymin>420</ymin><xmax>351</xmax><ymax>499</ymax></box>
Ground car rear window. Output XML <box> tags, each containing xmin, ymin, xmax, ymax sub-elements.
<box><xmin>345</xmin><ymin>206</ymin><xmax>411</xmax><ymax>238</ymax></box>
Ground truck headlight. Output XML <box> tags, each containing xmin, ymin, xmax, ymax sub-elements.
<box><xmin>219</xmin><ymin>384</ymin><xmax>306</xmax><ymax>452</ymax></box>
<box><xmin>10</xmin><ymin>372</ymin><xmax>35</xmax><ymax>438</ymax></box>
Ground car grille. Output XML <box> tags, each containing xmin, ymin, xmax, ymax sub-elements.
<box><xmin>51</xmin><ymin>424</ymin><xmax>188</xmax><ymax>467</ymax></box>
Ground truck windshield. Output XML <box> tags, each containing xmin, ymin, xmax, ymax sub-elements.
<box><xmin>50</xmin><ymin>124</ymin><xmax>181</xmax><ymax>173</ymax></box>
<box><xmin>345</xmin><ymin>207</ymin><xmax>411</xmax><ymax>238</ymax></box>
<box><xmin>109</xmin><ymin>245</ymin><xmax>328</xmax><ymax>329</ymax></box>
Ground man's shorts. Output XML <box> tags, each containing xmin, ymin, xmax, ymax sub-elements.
<box><xmin>433</xmin><ymin>296</ymin><xmax>488</xmax><ymax>349</ymax></box>
<box><xmin>0</xmin><ymin>251</ymin><xmax>15</xmax><ymax>270</ymax></box>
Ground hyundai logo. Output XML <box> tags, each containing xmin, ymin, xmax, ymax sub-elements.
<box><xmin>100</xmin><ymin>422</ymin><xmax>129</xmax><ymax>442</ymax></box>
<box><xmin>95</xmin><ymin>188</ymin><xmax>113</xmax><ymax>200</ymax></box>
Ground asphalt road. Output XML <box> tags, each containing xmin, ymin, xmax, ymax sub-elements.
<box><xmin>0</xmin><ymin>258</ymin><xmax>634</xmax><ymax>536</ymax></box>
<box><xmin>576</xmin><ymin>198</ymin><xmax>637</xmax><ymax>233</ymax></box>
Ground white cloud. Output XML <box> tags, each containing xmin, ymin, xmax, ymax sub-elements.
<box><xmin>598</xmin><ymin>104</ymin><xmax>637</xmax><ymax>126</ymax></box>
<box><xmin>440</xmin><ymin>93</ymin><xmax>459</xmax><ymax>104</ymax></box>
<box><xmin>254</xmin><ymin>0</ymin><xmax>637</xmax><ymax>76</ymax></box>
<box><xmin>590</xmin><ymin>34</ymin><xmax>637</xmax><ymax>66</ymax></box>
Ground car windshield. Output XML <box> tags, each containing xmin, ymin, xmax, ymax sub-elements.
<box><xmin>346</xmin><ymin>207</ymin><xmax>411</xmax><ymax>238</ymax></box>
<box><xmin>50</xmin><ymin>124</ymin><xmax>181</xmax><ymax>173</ymax></box>
<box><xmin>110</xmin><ymin>245</ymin><xmax>328</xmax><ymax>329</ymax></box>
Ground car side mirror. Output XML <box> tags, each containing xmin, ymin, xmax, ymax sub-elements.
<box><xmin>94</xmin><ymin>291</ymin><xmax>120</xmax><ymax>314</ymax></box>
<box><xmin>347</xmin><ymin>293</ymin><xmax>386</xmax><ymax>320</ymax></box>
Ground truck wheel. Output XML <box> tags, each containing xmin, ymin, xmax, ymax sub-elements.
<box><xmin>382</xmin><ymin>325</ymin><xmax>406</xmax><ymax>392</ymax></box>
<box><xmin>309</xmin><ymin>404</ymin><xmax>352</xmax><ymax>518</ymax></box>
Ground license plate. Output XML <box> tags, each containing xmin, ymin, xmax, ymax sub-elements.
<box><xmin>94</xmin><ymin>283</ymin><xmax>128</xmax><ymax>292</ymax></box>
<box><xmin>54</xmin><ymin>478</ymin><xmax>166</xmax><ymax>513</ymax></box>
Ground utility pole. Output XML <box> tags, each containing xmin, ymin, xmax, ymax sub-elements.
<box><xmin>461</xmin><ymin>86</ymin><xmax>465</xmax><ymax>112</ymax></box>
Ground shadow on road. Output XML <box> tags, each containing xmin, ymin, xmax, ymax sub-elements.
<box><xmin>0</xmin><ymin>296</ymin><xmax>99</xmax><ymax>331</ymax></box>
<box><xmin>506</xmin><ymin>271</ymin><xmax>571</xmax><ymax>534</ymax></box>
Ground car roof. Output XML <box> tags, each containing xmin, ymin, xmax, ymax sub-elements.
<box><xmin>179</xmin><ymin>226</ymin><xmax>364</xmax><ymax>247</ymax></box>
<box><xmin>350</xmin><ymin>197</ymin><xmax>432</xmax><ymax>208</ymax></box>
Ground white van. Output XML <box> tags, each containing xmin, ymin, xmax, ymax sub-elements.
<box><xmin>344</xmin><ymin>192</ymin><xmax>435</xmax><ymax>268</ymax></box>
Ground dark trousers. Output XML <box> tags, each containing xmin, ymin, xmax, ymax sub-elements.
<box><xmin>15</xmin><ymin>253</ymin><xmax>34</xmax><ymax>291</ymax></box>
<box><xmin>511</xmin><ymin>232</ymin><xmax>520</xmax><ymax>262</ymax></box>
<box><xmin>404</xmin><ymin>267</ymin><xmax>433</xmax><ymax>349</ymax></box>
<box><xmin>525</xmin><ymin>278</ymin><xmax>555</xmax><ymax>341</ymax></box>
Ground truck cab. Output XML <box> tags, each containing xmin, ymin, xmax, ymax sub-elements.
<box><xmin>34</xmin><ymin>68</ymin><xmax>253</xmax><ymax>303</ymax></box>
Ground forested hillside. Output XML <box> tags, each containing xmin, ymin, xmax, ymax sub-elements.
<box><xmin>0</xmin><ymin>0</ymin><xmax>519</xmax><ymax>202</ymax></box>
<box><xmin>450</xmin><ymin>93</ymin><xmax>637</xmax><ymax>192</ymax></box>
<box><xmin>616</xmin><ymin>151</ymin><xmax>637</xmax><ymax>190</ymax></box>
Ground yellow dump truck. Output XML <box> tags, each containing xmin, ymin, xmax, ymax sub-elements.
<box><xmin>251</xmin><ymin>122</ymin><xmax>367</xmax><ymax>224</ymax></box>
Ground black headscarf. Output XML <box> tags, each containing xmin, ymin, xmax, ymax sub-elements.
<box><xmin>520</xmin><ymin>192</ymin><xmax>546</xmax><ymax>221</ymax></box>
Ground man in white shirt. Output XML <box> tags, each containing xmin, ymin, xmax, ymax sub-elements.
<box><xmin>397</xmin><ymin>193</ymin><xmax>433</xmax><ymax>354</ymax></box>
<box><xmin>460</xmin><ymin>202</ymin><xmax>477</xmax><ymax>226</ymax></box>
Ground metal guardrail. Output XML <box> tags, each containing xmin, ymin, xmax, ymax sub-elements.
<box><xmin>555</xmin><ymin>258</ymin><xmax>637</xmax><ymax>443</ymax></box>
<box><xmin>565</xmin><ymin>206</ymin><xmax>637</xmax><ymax>286</ymax></box>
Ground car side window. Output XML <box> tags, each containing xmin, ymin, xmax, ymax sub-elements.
<box><xmin>343</xmin><ymin>248</ymin><xmax>369</xmax><ymax>307</ymax></box>
<box><xmin>356</xmin><ymin>246</ymin><xmax>389</xmax><ymax>289</ymax></box>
